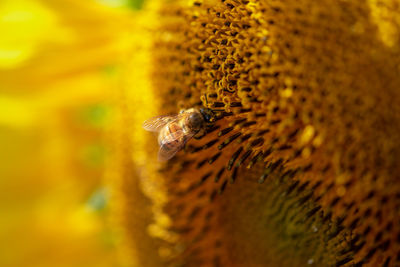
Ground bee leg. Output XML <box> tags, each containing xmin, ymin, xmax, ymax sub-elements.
<box><xmin>205</xmin><ymin>123</ymin><xmax>214</xmax><ymax>128</ymax></box>
<box><xmin>193</xmin><ymin>129</ymin><xmax>206</xmax><ymax>140</ymax></box>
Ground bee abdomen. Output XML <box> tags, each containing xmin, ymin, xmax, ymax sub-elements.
<box><xmin>169</xmin><ymin>123</ymin><xmax>183</xmax><ymax>140</ymax></box>
<box><xmin>159</xmin><ymin>123</ymin><xmax>183</xmax><ymax>149</ymax></box>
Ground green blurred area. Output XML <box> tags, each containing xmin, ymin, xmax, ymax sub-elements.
<box><xmin>97</xmin><ymin>0</ymin><xmax>145</xmax><ymax>9</ymax></box>
<box><xmin>129</xmin><ymin>0</ymin><xmax>145</xmax><ymax>10</ymax></box>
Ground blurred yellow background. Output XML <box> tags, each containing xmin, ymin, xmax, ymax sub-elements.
<box><xmin>0</xmin><ymin>0</ymin><xmax>143</xmax><ymax>266</ymax></box>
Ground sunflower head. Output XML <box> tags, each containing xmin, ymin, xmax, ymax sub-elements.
<box><xmin>117</xmin><ymin>0</ymin><xmax>400</xmax><ymax>266</ymax></box>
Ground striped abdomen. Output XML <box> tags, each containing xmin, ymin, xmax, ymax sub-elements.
<box><xmin>158</xmin><ymin>121</ymin><xmax>185</xmax><ymax>150</ymax></box>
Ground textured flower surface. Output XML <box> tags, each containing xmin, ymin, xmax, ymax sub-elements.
<box><xmin>116</xmin><ymin>0</ymin><xmax>400</xmax><ymax>266</ymax></box>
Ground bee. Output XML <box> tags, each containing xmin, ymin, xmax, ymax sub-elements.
<box><xmin>143</xmin><ymin>108</ymin><xmax>215</xmax><ymax>161</ymax></box>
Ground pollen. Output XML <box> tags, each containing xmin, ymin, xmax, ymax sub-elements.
<box><xmin>299</xmin><ymin>125</ymin><xmax>315</xmax><ymax>145</ymax></box>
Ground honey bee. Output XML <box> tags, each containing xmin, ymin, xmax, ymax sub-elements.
<box><xmin>143</xmin><ymin>108</ymin><xmax>215</xmax><ymax>161</ymax></box>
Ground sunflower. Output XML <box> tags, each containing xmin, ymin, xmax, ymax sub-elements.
<box><xmin>2</xmin><ymin>0</ymin><xmax>400</xmax><ymax>266</ymax></box>
<box><xmin>115</xmin><ymin>0</ymin><xmax>400</xmax><ymax>266</ymax></box>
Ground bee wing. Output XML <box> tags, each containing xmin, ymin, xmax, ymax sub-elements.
<box><xmin>142</xmin><ymin>114</ymin><xmax>179</xmax><ymax>133</ymax></box>
<box><xmin>158</xmin><ymin>130</ymin><xmax>195</xmax><ymax>161</ymax></box>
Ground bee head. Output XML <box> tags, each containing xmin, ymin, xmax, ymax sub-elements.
<box><xmin>199</xmin><ymin>108</ymin><xmax>215</xmax><ymax>123</ymax></box>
